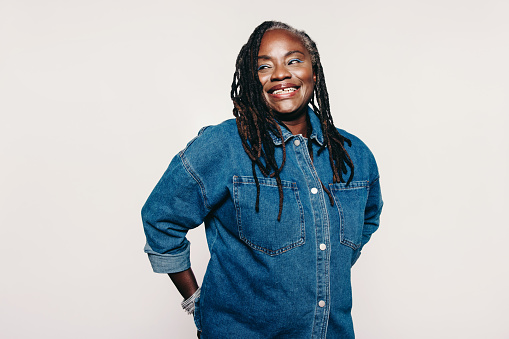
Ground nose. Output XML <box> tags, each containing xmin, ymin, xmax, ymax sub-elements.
<box><xmin>271</xmin><ymin>63</ymin><xmax>291</xmax><ymax>81</ymax></box>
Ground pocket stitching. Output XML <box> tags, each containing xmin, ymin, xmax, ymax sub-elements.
<box><xmin>233</xmin><ymin>176</ymin><xmax>305</xmax><ymax>256</ymax></box>
<box><xmin>330</xmin><ymin>181</ymin><xmax>368</xmax><ymax>250</ymax></box>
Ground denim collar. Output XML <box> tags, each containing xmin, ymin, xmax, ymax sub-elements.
<box><xmin>269</xmin><ymin>106</ymin><xmax>324</xmax><ymax>146</ymax></box>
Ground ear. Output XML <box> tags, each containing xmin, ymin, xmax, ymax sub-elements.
<box><xmin>313</xmin><ymin>73</ymin><xmax>316</xmax><ymax>83</ymax></box>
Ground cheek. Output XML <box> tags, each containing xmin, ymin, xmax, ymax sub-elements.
<box><xmin>306</xmin><ymin>70</ymin><xmax>315</xmax><ymax>84</ymax></box>
<box><xmin>299</xmin><ymin>69</ymin><xmax>314</xmax><ymax>86</ymax></box>
<box><xmin>258</xmin><ymin>73</ymin><xmax>270</xmax><ymax>85</ymax></box>
<box><xmin>303</xmin><ymin>72</ymin><xmax>315</xmax><ymax>92</ymax></box>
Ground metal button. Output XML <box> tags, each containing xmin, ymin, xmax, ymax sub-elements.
<box><xmin>311</xmin><ymin>187</ymin><xmax>318</xmax><ymax>194</ymax></box>
<box><xmin>320</xmin><ymin>243</ymin><xmax>326</xmax><ymax>251</ymax></box>
<box><xmin>294</xmin><ymin>139</ymin><xmax>301</xmax><ymax>146</ymax></box>
<box><xmin>318</xmin><ymin>300</ymin><xmax>326</xmax><ymax>307</ymax></box>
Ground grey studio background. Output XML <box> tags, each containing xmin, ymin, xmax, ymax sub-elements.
<box><xmin>1</xmin><ymin>0</ymin><xmax>508</xmax><ymax>338</ymax></box>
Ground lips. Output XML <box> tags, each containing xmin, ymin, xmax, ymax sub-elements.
<box><xmin>272</xmin><ymin>87</ymin><xmax>298</xmax><ymax>95</ymax></box>
<box><xmin>268</xmin><ymin>83</ymin><xmax>300</xmax><ymax>95</ymax></box>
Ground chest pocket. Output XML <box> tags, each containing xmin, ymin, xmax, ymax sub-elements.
<box><xmin>233</xmin><ymin>176</ymin><xmax>305</xmax><ymax>256</ymax></box>
<box><xmin>329</xmin><ymin>181</ymin><xmax>369</xmax><ymax>250</ymax></box>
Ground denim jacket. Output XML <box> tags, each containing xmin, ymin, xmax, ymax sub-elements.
<box><xmin>142</xmin><ymin>107</ymin><xmax>383</xmax><ymax>338</ymax></box>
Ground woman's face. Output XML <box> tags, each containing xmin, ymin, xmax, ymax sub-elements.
<box><xmin>257</xmin><ymin>29</ymin><xmax>316</xmax><ymax>119</ymax></box>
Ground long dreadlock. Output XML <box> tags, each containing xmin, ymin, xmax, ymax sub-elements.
<box><xmin>231</xmin><ymin>21</ymin><xmax>354</xmax><ymax>221</ymax></box>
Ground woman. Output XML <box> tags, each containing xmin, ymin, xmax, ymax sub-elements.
<box><xmin>142</xmin><ymin>21</ymin><xmax>383</xmax><ymax>338</ymax></box>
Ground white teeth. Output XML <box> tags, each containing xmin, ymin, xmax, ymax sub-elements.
<box><xmin>272</xmin><ymin>87</ymin><xmax>297</xmax><ymax>95</ymax></box>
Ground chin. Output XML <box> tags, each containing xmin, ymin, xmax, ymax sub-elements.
<box><xmin>271</xmin><ymin>104</ymin><xmax>302</xmax><ymax>114</ymax></box>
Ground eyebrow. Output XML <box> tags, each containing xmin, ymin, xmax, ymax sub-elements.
<box><xmin>257</xmin><ymin>50</ymin><xmax>306</xmax><ymax>60</ymax></box>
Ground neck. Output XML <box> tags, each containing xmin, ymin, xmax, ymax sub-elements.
<box><xmin>275</xmin><ymin>109</ymin><xmax>308</xmax><ymax>137</ymax></box>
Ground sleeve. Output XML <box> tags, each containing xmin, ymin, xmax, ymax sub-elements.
<box><xmin>362</xmin><ymin>175</ymin><xmax>382</xmax><ymax>247</ymax></box>
<box><xmin>141</xmin><ymin>151</ymin><xmax>211</xmax><ymax>273</ymax></box>
<box><xmin>351</xmin><ymin>167</ymin><xmax>383</xmax><ymax>266</ymax></box>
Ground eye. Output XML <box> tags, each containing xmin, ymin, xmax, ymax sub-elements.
<box><xmin>257</xmin><ymin>64</ymin><xmax>270</xmax><ymax>71</ymax></box>
<box><xmin>288</xmin><ymin>58</ymin><xmax>303</xmax><ymax>65</ymax></box>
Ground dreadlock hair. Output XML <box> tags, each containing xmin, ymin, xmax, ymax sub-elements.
<box><xmin>231</xmin><ymin>21</ymin><xmax>354</xmax><ymax>221</ymax></box>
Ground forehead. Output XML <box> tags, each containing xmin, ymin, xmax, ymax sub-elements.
<box><xmin>258</xmin><ymin>29</ymin><xmax>308</xmax><ymax>55</ymax></box>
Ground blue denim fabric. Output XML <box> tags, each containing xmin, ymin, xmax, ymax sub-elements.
<box><xmin>142</xmin><ymin>107</ymin><xmax>383</xmax><ymax>338</ymax></box>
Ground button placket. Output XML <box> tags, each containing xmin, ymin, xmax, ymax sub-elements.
<box><xmin>292</xmin><ymin>131</ymin><xmax>330</xmax><ymax>337</ymax></box>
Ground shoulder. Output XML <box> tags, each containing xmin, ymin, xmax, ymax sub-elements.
<box><xmin>177</xmin><ymin>118</ymin><xmax>244</xmax><ymax>178</ymax></box>
<box><xmin>336</xmin><ymin>128</ymin><xmax>379</xmax><ymax>178</ymax></box>
<box><xmin>201</xmin><ymin>118</ymin><xmax>239</xmax><ymax>136</ymax></box>
<box><xmin>337</xmin><ymin>128</ymin><xmax>373</xmax><ymax>155</ymax></box>
<box><xmin>181</xmin><ymin>118</ymin><xmax>240</xmax><ymax>155</ymax></box>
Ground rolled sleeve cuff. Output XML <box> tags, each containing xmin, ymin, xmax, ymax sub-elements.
<box><xmin>144</xmin><ymin>242</ymin><xmax>191</xmax><ymax>274</ymax></box>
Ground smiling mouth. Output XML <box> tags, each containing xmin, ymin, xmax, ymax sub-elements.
<box><xmin>272</xmin><ymin>87</ymin><xmax>298</xmax><ymax>95</ymax></box>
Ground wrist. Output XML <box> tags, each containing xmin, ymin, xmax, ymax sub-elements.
<box><xmin>181</xmin><ymin>287</ymin><xmax>201</xmax><ymax>315</ymax></box>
